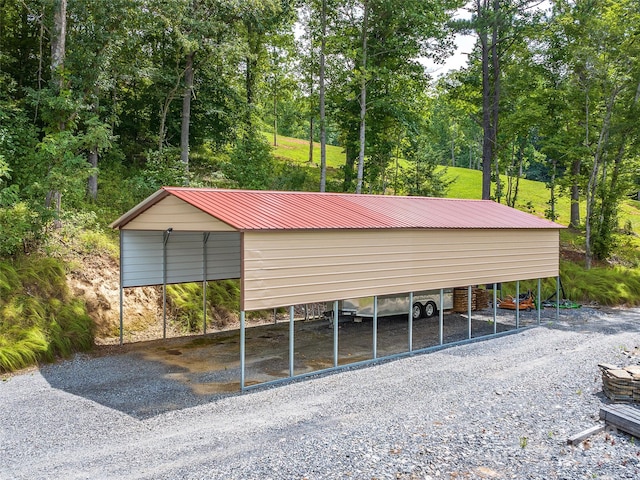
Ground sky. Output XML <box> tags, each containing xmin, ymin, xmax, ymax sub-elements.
<box><xmin>423</xmin><ymin>33</ymin><xmax>477</xmax><ymax>78</ymax></box>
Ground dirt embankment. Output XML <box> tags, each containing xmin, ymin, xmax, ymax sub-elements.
<box><xmin>67</xmin><ymin>254</ymin><xmax>171</xmax><ymax>345</ymax></box>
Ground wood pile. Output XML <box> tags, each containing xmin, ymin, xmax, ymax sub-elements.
<box><xmin>600</xmin><ymin>404</ymin><xmax>640</xmax><ymax>439</ymax></box>
<box><xmin>452</xmin><ymin>288</ymin><xmax>489</xmax><ymax>313</ymax></box>
<box><xmin>599</xmin><ymin>363</ymin><xmax>640</xmax><ymax>402</ymax></box>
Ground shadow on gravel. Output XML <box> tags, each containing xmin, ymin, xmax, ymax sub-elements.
<box><xmin>540</xmin><ymin>307</ymin><xmax>640</xmax><ymax>335</ymax></box>
<box><xmin>39</xmin><ymin>312</ymin><xmax>516</xmax><ymax>419</ymax></box>
<box><xmin>39</xmin><ymin>307</ymin><xmax>636</xmax><ymax>420</ymax></box>
<box><xmin>39</xmin><ymin>345</ymin><xmax>239</xmax><ymax>420</ymax></box>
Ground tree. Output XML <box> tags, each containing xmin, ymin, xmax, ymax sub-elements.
<box><xmin>328</xmin><ymin>0</ymin><xmax>461</xmax><ymax>193</ymax></box>
<box><xmin>456</xmin><ymin>0</ymin><xmax>544</xmax><ymax>200</ymax></box>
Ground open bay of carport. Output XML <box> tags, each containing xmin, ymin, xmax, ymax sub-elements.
<box><xmin>39</xmin><ymin>307</ymin><xmax>538</xmax><ymax>419</ymax></box>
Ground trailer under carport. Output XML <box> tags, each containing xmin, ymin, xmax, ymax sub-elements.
<box><xmin>110</xmin><ymin>187</ymin><xmax>564</xmax><ymax>390</ymax></box>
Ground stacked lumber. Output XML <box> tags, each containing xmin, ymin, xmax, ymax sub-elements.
<box><xmin>599</xmin><ymin>363</ymin><xmax>640</xmax><ymax>402</ymax></box>
<box><xmin>452</xmin><ymin>288</ymin><xmax>489</xmax><ymax>313</ymax></box>
<box><xmin>600</xmin><ymin>404</ymin><xmax>640</xmax><ymax>439</ymax></box>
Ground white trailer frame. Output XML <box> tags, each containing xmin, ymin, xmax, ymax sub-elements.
<box><xmin>328</xmin><ymin>289</ymin><xmax>454</xmax><ymax>321</ymax></box>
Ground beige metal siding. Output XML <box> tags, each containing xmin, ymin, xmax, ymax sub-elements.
<box><xmin>242</xmin><ymin>229</ymin><xmax>559</xmax><ymax>311</ymax></box>
<box><xmin>122</xmin><ymin>195</ymin><xmax>237</xmax><ymax>232</ymax></box>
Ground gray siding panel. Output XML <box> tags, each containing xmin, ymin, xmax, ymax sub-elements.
<box><xmin>121</xmin><ymin>230</ymin><xmax>241</xmax><ymax>287</ymax></box>
<box><xmin>207</xmin><ymin>232</ymin><xmax>241</xmax><ymax>279</ymax></box>
<box><xmin>121</xmin><ymin>231</ymin><xmax>164</xmax><ymax>287</ymax></box>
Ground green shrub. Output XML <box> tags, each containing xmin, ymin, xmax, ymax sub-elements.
<box><xmin>0</xmin><ymin>202</ymin><xmax>39</xmax><ymax>256</ymax></box>
<box><xmin>0</xmin><ymin>256</ymin><xmax>94</xmax><ymax>372</ymax></box>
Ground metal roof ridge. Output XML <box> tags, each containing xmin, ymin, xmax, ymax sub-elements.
<box><xmin>161</xmin><ymin>186</ymin><xmax>492</xmax><ymax>202</ymax></box>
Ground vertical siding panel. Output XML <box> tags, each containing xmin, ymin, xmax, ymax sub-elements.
<box><xmin>121</xmin><ymin>231</ymin><xmax>164</xmax><ymax>287</ymax></box>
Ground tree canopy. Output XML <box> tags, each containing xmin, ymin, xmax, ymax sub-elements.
<box><xmin>1</xmin><ymin>0</ymin><xmax>639</xmax><ymax>266</ymax></box>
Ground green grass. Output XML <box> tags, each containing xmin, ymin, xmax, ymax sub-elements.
<box><xmin>271</xmin><ymin>134</ymin><xmax>640</xmax><ymax>235</ymax></box>
<box><xmin>498</xmin><ymin>259</ymin><xmax>640</xmax><ymax>306</ymax></box>
<box><xmin>167</xmin><ymin>279</ymin><xmax>270</xmax><ymax>332</ymax></box>
<box><xmin>0</xmin><ymin>256</ymin><xmax>94</xmax><ymax>372</ymax></box>
<box><xmin>270</xmin><ymin>134</ymin><xmax>346</xmax><ymax>169</ymax></box>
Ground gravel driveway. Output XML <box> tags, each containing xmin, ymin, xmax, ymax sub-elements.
<box><xmin>2</xmin><ymin>307</ymin><xmax>640</xmax><ymax>479</ymax></box>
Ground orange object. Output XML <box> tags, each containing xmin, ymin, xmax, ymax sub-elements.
<box><xmin>498</xmin><ymin>292</ymin><xmax>536</xmax><ymax>311</ymax></box>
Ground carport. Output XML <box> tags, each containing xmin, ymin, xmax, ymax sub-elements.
<box><xmin>110</xmin><ymin>187</ymin><xmax>563</xmax><ymax>390</ymax></box>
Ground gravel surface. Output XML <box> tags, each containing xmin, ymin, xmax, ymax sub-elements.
<box><xmin>3</xmin><ymin>307</ymin><xmax>640</xmax><ymax>479</ymax></box>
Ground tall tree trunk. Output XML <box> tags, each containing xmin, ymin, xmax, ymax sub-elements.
<box><xmin>159</xmin><ymin>76</ymin><xmax>180</xmax><ymax>153</ymax></box>
<box><xmin>87</xmin><ymin>87</ymin><xmax>99</xmax><ymax>201</ymax></box>
<box><xmin>479</xmin><ymin>0</ymin><xmax>492</xmax><ymax>200</ymax></box>
<box><xmin>343</xmin><ymin>144</ymin><xmax>356</xmax><ymax>191</ymax></box>
<box><xmin>273</xmin><ymin>86</ymin><xmax>278</xmax><ymax>147</ymax></box>
<box><xmin>490</xmin><ymin>0</ymin><xmax>501</xmax><ymax>202</ymax></box>
<box><xmin>48</xmin><ymin>0</ymin><xmax>67</xmax><ymax>228</ymax></box>
<box><xmin>180</xmin><ymin>51</ymin><xmax>194</xmax><ymax>181</ymax></box>
<box><xmin>569</xmin><ymin>159</ymin><xmax>581</xmax><ymax>228</ymax></box>
<box><xmin>356</xmin><ymin>1</ymin><xmax>369</xmax><ymax>194</ymax></box>
<box><xmin>548</xmin><ymin>157</ymin><xmax>557</xmax><ymax>221</ymax></box>
<box><xmin>308</xmin><ymin>74</ymin><xmax>314</xmax><ymax>164</ymax></box>
<box><xmin>245</xmin><ymin>24</ymin><xmax>259</xmax><ymax>133</ymax></box>
<box><xmin>308</xmin><ymin>117</ymin><xmax>314</xmax><ymax>164</ymax></box>
<box><xmin>450</xmin><ymin>136</ymin><xmax>455</xmax><ymax>167</ymax></box>
<box><xmin>319</xmin><ymin>0</ymin><xmax>327</xmax><ymax>192</ymax></box>
<box><xmin>51</xmin><ymin>0</ymin><xmax>66</xmax><ymax>92</ymax></box>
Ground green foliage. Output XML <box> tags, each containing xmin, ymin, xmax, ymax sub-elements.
<box><xmin>225</xmin><ymin>133</ymin><xmax>275</xmax><ymax>190</ymax></box>
<box><xmin>560</xmin><ymin>261</ymin><xmax>640</xmax><ymax>306</ymax></box>
<box><xmin>270</xmin><ymin>161</ymin><xmax>313</xmax><ymax>191</ymax></box>
<box><xmin>400</xmin><ymin>134</ymin><xmax>451</xmax><ymax>197</ymax></box>
<box><xmin>0</xmin><ymin>202</ymin><xmax>40</xmax><ymax>257</ymax></box>
<box><xmin>0</xmin><ymin>256</ymin><xmax>94</xmax><ymax>372</ymax></box>
<box><xmin>167</xmin><ymin>279</ymin><xmax>275</xmax><ymax>331</ymax></box>
<box><xmin>501</xmin><ymin>259</ymin><xmax>640</xmax><ymax>307</ymax></box>
<box><xmin>168</xmin><ymin>280</ymin><xmax>242</xmax><ymax>332</ymax></box>
<box><xmin>135</xmin><ymin>149</ymin><xmax>188</xmax><ymax>194</ymax></box>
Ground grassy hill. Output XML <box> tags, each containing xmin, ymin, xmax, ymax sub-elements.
<box><xmin>272</xmin><ymin>135</ymin><xmax>576</xmax><ymax>224</ymax></box>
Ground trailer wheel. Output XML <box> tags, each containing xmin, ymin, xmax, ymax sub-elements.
<box><xmin>412</xmin><ymin>303</ymin><xmax>424</xmax><ymax>320</ymax></box>
<box><xmin>424</xmin><ymin>301</ymin><xmax>437</xmax><ymax>318</ymax></box>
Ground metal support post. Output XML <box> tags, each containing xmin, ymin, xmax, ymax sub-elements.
<box><xmin>516</xmin><ymin>281</ymin><xmax>520</xmax><ymax>329</ymax></box>
<box><xmin>467</xmin><ymin>285</ymin><xmax>472</xmax><ymax>339</ymax></box>
<box><xmin>537</xmin><ymin>278</ymin><xmax>541</xmax><ymax>325</ymax></box>
<box><xmin>439</xmin><ymin>289</ymin><xmax>444</xmax><ymax>345</ymax></box>
<box><xmin>493</xmin><ymin>283</ymin><xmax>497</xmax><ymax>335</ymax></box>
<box><xmin>289</xmin><ymin>306</ymin><xmax>295</xmax><ymax>377</ymax></box>
<box><xmin>162</xmin><ymin>228</ymin><xmax>172</xmax><ymax>339</ymax></box>
<box><xmin>119</xmin><ymin>231</ymin><xmax>124</xmax><ymax>346</ymax></box>
<box><xmin>240</xmin><ymin>311</ymin><xmax>245</xmax><ymax>390</ymax></box>
<box><xmin>373</xmin><ymin>296</ymin><xmax>378</xmax><ymax>359</ymax></box>
<box><xmin>203</xmin><ymin>233</ymin><xmax>209</xmax><ymax>334</ymax></box>
<box><xmin>333</xmin><ymin>300</ymin><xmax>339</xmax><ymax>367</ymax></box>
<box><xmin>408</xmin><ymin>292</ymin><xmax>413</xmax><ymax>352</ymax></box>
<box><xmin>556</xmin><ymin>276</ymin><xmax>560</xmax><ymax>321</ymax></box>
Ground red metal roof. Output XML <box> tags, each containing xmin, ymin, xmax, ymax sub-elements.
<box><xmin>111</xmin><ymin>187</ymin><xmax>564</xmax><ymax>231</ymax></box>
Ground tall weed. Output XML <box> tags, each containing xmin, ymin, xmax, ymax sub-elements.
<box><xmin>0</xmin><ymin>256</ymin><xmax>94</xmax><ymax>372</ymax></box>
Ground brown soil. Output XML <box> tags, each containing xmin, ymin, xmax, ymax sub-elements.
<box><xmin>67</xmin><ymin>253</ymin><xmax>181</xmax><ymax>345</ymax></box>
